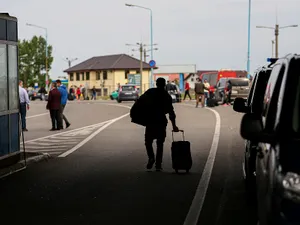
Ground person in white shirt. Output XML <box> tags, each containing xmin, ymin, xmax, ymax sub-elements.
<box><xmin>203</xmin><ymin>79</ymin><xmax>210</xmax><ymax>107</ymax></box>
<box><xmin>19</xmin><ymin>80</ymin><xmax>30</xmax><ymax>131</ymax></box>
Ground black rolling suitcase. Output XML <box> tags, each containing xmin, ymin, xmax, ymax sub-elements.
<box><xmin>171</xmin><ymin>130</ymin><xmax>192</xmax><ymax>173</ymax></box>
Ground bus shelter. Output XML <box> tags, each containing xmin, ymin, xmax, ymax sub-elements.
<box><xmin>0</xmin><ymin>13</ymin><xmax>19</xmax><ymax>158</ymax></box>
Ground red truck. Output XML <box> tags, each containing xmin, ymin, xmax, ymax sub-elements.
<box><xmin>200</xmin><ymin>70</ymin><xmax>244</xmax><ymax>93</ymax></box>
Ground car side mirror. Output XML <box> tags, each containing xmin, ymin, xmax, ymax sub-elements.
<box><xmin>233</xmin><ymin>98</ymin><xmax>249</xmax><ymax>113</ymax></box>
<box><xmin>240</xmin><ymin>113</ymin><xmax>275</xmax><ymax>143</ymax></box>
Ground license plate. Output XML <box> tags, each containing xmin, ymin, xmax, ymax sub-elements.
<box><xmin>125</xmin><ymin>93</ymin><xmax>131</xmax><ymax>95</ymax></box>
<box><xmin>232</xmin><ymin>90</ymin><xmax>238</xmax><ymax>94</ymax></box>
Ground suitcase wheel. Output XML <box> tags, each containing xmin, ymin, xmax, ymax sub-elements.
<box><xmin>186</xmin><ymin>169</ymin><xmax>190</xmax><ymax>173</ymax></box>
<box><xmin>175</xmin><ymin>169</ymin><xmax>179</xmax><ymax>174</ymax></box>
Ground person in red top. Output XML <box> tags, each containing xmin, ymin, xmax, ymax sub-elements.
<box><xmin>76</xmin><ymin>87</ymin><xmax>81</xmax><ymax>100</ymax></box>
<box><xmin>46</xmin><ymin>82</ymin><xmax>62</xmax><ymax>131</ymax></box>
<box><xmin>183</xmin><ymin>81</ymin><xmax>192</xmax><ymax>100</ymax></box>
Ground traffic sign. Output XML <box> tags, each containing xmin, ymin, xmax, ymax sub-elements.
<box><xmin>149</xmin><ymin>60</ymin><xmax>156</xmax><ymax>68</ymax></box>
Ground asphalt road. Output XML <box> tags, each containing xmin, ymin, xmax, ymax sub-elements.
<box><xmin>0</xmin><ymin>100</ymin><xmax>257</xmax><ymax>225</ymax></box>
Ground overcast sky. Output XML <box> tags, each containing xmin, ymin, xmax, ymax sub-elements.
<box><xmin>3</xmin><ymin>0</ymin><xmax>300</xmax><ymax>78</ymax></box>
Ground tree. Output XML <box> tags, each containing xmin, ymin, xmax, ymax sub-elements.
<box><xmin>18</xmin><ymin>35</ymin><xmax>54</xmax><ymax>88</ymax></box>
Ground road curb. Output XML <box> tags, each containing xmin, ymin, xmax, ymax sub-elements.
<box><xmin>0</xmin><ymin>152</ymin><xmax>52</xmax><ymax>179</ymax></box>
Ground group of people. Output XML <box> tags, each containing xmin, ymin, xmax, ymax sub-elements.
<box><xmin>18</xmin><ymin>79</ymin><xmax>71</xmax><ymax>132</ymax></box>
<box><xmin>46</xmin><ymin>80</ymin><xmax>71</xmax><ymax>131</ymax></box>
<box><xmin>182</xmin><ymin>78</ymin><xmax>233</xmax><ymax>107</ymax></box>
<box><xmin>183</xmin><ymin>79</ymin><xmax>211</xmax><ymax>107</ymax></box>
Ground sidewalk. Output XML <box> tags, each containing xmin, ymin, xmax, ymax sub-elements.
<box><xmin>0</xmin><ymin>151</ymin><xmax>51</xmax><ymax>179</ymax></box>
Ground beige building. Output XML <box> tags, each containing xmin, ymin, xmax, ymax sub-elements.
<box><xmin>64</xmin><ymin>54</ymin><xmax>152</xmax><ymax>96</ymax></box>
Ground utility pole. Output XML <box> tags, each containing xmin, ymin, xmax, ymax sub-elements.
<box><xmin>257</xmin><ymin>24</ymin><xmax>298</xmax><ymax>58</ymax></box>
<box><xmin>144</xmin><ymin>48</ymin><xmax>147</xmax><ymax>62</ymax></box>
<box><xmin>272</xmin><ymin>40</ymin><xmax>275</xmax><ymax>58</ymax></box>
<box><xmin>139</xmin><ymin>43</ymin><xmax>143</xmax><ymax>94</ymax></box>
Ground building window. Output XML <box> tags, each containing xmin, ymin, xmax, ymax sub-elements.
<box><xmin>0</xmin><ymin>19</ymin><xmax>6</xmax><ymax>40</ymax></box>
<box><xmin>96</xmin><ymin>71</ymin><xmax>100</xmax><ymax>80</ymax></box>
<box><xmin>0</xmin><ymin>44</ymin><xmax>8</xmax><ymax>112</ymax></box>
<box><xmin>103</xmin><ymin>71</ymin><xmax>108</xmax><ymax>80</ymax></box>
<box><xmin>125</xmin><ymin>70</ymin><xmax>129</xmax><ymax>79</ymax></box>
<box><xmin>70</xmin><ymin>73</ymin><xmax>74</xmax><ymax>81</ymax></box>
<box><xmin>8</xmin><ymin>45</ymin><xmax>18</xmax><ymax>110</ymax></box>
<box><xmin>82</xmin><ymin>72</ymin><xmax>85</xmax><ymax>81</ymax></box>
<box><xmin>191</xmin><ymin>78</ymin><xmax>194</xmax><ymax>82</ymax></box>
<box><xmin>7</xmin><ymin>20</ymin><xmax>17</xmax><ymax>42</ymax></box>
<box><xmin>136</xmin><ymin>70</ymin><xmax>139</xmax><ymax>74</ymax></box>
<box><xmin>76</xmin><ymin>73</ymin><xmax>80</xmax><ymax>81</ymax></box>
<box><xmin>86</xmin><ymin>72</ymin><xmax>90</xmax><ymax>80</ymax></box>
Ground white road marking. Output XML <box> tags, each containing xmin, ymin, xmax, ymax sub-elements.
<box><xmin>182</xmin><ymin>104</ymin><xmax>221</xmax><ymax>225</ymax></box>
<box><xmin>24</xmin><ymin>120</ymin><xmax>113</xmax><ymax>144</ymax></box>
<box><xmin>27</xmin><ymin>113</ymin><xmax>48</xmax><ymax>119</ymax></box>
<box><xmin>58</xmin><ymin>113</ymin><xmax>130</xmax><ymax>157</ymax></box>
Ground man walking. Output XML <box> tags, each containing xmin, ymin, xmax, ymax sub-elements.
<box><xmin>19</xmin><ymin>80</ymin><xmax>30</xmax><ymax>131</ymax></box>
<box><xmin>47</xmin><ymin>82</ymin><xmax>62</xmax><ymax>131</ymax></box>
<box><xmin>132</xmin><ymin>78</ymin><xmax>179</xmax><ymax>171</ymax></box>
<box><xmin>56</xmin><ymin>79</ymin><xmax>71</xmax><ymax>129</ymax></box>
<box><xmin>203</xmin><ymin>79</ymin><xmax>210</xmax><ymax>106</ymax></box>
<box><xmin>183</xmin><ymin>81</ymin><xmax>192</xmax><ymax>100</ymax></box>
<box><xmin>194</xmin><ymin>78</ymin><xmax>205</xmax><ymax>108</ymax></box>
<box><xmin>91</xmin><ymin>86</ymin><xmax>97</xmax><ymax>100</ymax></box>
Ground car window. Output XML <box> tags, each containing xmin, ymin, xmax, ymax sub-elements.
<box><xmin>262</xmin><ymin>63</ymin><xmax>286</xmax><ymax>130</ymax></box>
<box><xmin>230</xmin><ymin>79</ymin><xmax>249</xmax><ymax>86</ymax></box>
<box><xmin>219</xmin><ymin>79</ymin><xmax>227</xmax><ymax>87</ymax></box>
<box><xmin>121</xmin><ymin>86</ymin><xmax>135</xmax><ymax>91</ymax></box>
<box><xmin>209</xmin><ymin>73</ymin><xmax>218</xmax><ymax>86</ymax></box>
<box><xmin>247</xmin><ymin>72</ymin><xmax>258</xmax><ymax>105</ymax></box>
<box><xmin>251</xmin><ymin>70</ymin><xmax>271</xmax><ymax>114</ymax></box>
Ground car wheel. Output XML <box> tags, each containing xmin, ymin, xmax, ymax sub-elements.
<box><xmin>117</xmin><ymin>99</ymin><xmax>122</xmax><ymax>103</ymax></box>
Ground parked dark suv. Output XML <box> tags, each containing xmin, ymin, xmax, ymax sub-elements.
<box><xmin>240</xmin><ymin>54</ymin><xmax>300</xmax><ymax>225</ymax></box>
<box><xmin>215</xmin><ymin>77</ymin><xmax>250</xmax><ymax>104</ymax></box>
<box><xmin>234</xmin><ymin>59</ymin><xmax>277</xmax><ymax>194</ymax></box>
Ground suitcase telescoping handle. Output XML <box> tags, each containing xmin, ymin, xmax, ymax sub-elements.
<box><xmin>172</xmin><ymin>130</ymin><xmax>185</xmax><ymax>142</ymax></box>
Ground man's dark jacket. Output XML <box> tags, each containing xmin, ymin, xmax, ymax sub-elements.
<box><xmin>130</xmin><ymin>88</ymin><xmax>176</xmax><ymax>127</ymax></box>
<box><xmin>47</xmin><ymin>88</ymin><xmax>61</xmax><ymax>110</ymax></box>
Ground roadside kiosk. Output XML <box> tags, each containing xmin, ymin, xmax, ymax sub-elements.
<box><xmin>0</xmin><ymin>13</ymin><xmax>20</xmax><ymax>160</ymax></box>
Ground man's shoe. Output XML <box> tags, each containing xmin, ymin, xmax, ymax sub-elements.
<box><xmin>66</xmin><ymin>123</ymin><xmax>71</xmax><ymax>128</ymax></box>
<box><xmin>22</xmin><ymin>128</ymin><xmax>28</xmax><ymax>132</ymax></box>
<box><xmin>49</xmin><ymin>128</ymin><xmax>56</xmax><ymax>131</ymax></box>
<box><xmin>146</xmin><ymin>158</ymin><xmax>155</xmax><ymax>170</ymax></box>
<box><xmin>155</xmin><ymin>166</ymin><xmax>163</xmax><ymax>172</ymax></box>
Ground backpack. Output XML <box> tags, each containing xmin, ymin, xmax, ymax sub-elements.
<box><xmin>130</xmin><ymin>97</ymin><xmax>149</xmax><ymax>126</ymax></box>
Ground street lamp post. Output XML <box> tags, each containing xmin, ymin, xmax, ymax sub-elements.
<box><xmin>256</xmin><ymin>24</ymin><xmax>298</xmax><ymax>58</ymax></box>
<box><xmin>26</xmin><ymin>23</ymin><xmax>49</xmax><ymax>91</ymax></box>
<box><xmin>125</xmin><ymin>3</ymin><xmax>154</xmax><ymax>88</ymax></box>
<box><xmin>64</xmin><ymin>57</ymin><xmax>78</xmax><ymax>68</ymax></box>
<box><xmin>246</xmin><ymin>0</ymin><xmax>252</xmax><ymax>79</ymax></box>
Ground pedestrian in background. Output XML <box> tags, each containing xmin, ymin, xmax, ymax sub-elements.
<box><xmin>224</xmin><ymin>80</ymin><xmax>232</xmax><ymax>106</ymax></box>
<box><xmin>19</xmin><ymin>80</ymin><xmax>30</xmax><ymax>132</ymax></box>
<box><xmin>76</xmin><ymin>87</ymin><xmax>81</xmax><ymax>100</ymax></box>
<box><xmin>203</xmin><ymin>79</ymin><xmax>210</xmax><ymax>106</ymax></box>
<box><xmin>183</xmin><ymin>81</ymin><xmax>192</xmax><ymax>100</ymax></box>
<box><xmin>91</xmin><ymin>86</ymin><xmax>97</xmax><ymax>100</ymax></box>
<box><xmin>46</xmin><ymin>82</ymin><xmax>62</xmax><ymax>131</ymax></box>
<box><xmin>57</xmin><ymin>79</ymin><xmax>71</xmax><ymax>129</ymax></box>
<box><xmin>194</xmin><ymin>78</ymin><xmax>205</xmax><ymax>108</ymax></box>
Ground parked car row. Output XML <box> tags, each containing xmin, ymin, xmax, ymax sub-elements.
<box><xmin>234</xmin><ymin>55</ymin><xmax>300</xmax><ymax>225</ymax></box>
<box><xmin>110</xmin><ymin>83</ymin><xmax>182</xmax><ymax>104</ymax></box>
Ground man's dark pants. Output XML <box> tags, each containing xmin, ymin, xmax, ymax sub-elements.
<box><xmin>20</xmin><ymin>103</ymin><xmax>27</xmax><ymax>130</ymax></box>
<box><xmin>145</xmin><ymin>125</ymin><xmax>167</xmax><ymax>167</ymax></box>
<box><xmin>60</xmin><ymin>104</ymin><xmax>70</xmax><ymax>128</ymax></box>
<box><xmin>50</xmin><ymin>109</ymin><xmax>61</xmax><ymax>129</ymax></box>
<box><xmin>184</xmin><ymin>90</ymin><xmax>192</xmax><ymax>100</ymax></box>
